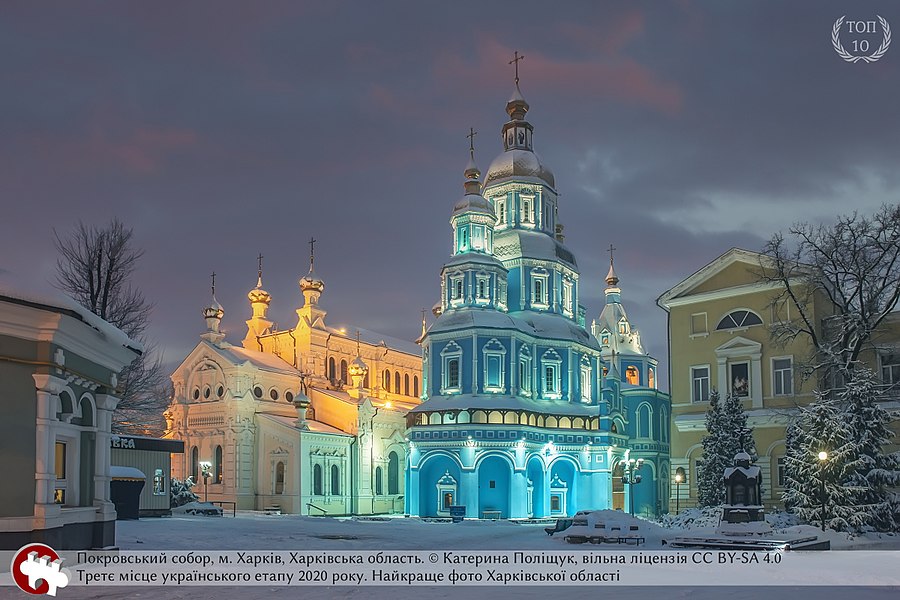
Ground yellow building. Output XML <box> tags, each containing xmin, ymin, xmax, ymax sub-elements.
<box><xmin>164</xmin><ymin>256</ymin><xmax>421</xmax><ymax>515</ymax></box>
<box><xmin>658</xmin><ymin>247</ymin><xmax>900</xmax><ymax>512</ymax></box>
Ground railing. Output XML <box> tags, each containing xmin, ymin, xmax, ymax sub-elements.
<box><xmin>306</xmin><ymin>503</ymin><xmax>327</xmax><ymax>516</ymax></box>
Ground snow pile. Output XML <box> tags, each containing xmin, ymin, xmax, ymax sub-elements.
<box><xmin>172</xmin><ymin>502</ymin><xmax>223</xmax><ymax>516</ymax></box>
<box><xmin>657</xmin><ymin>506</ymin><xmax>723</xmax><ymax>530</ymax></box>
<box><xmin>766</xmin><ymin>510</ymin><xmax>801</xmax><ymax>530</ymax></box>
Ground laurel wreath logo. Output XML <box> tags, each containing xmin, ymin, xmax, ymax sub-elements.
<box><xmin>833</xmin><ymin>15</ymin><xmax>891</xmax><ymax>63</ymax></box>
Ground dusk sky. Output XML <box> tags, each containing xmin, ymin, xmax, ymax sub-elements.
<box><xmin>2</xmin><ymin>1</ymin><xmax>898</xmax><ymax>389</ymax></box>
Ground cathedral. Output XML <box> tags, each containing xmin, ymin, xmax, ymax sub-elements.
<box><xmin>406</xmin><ymin>75</ymin><xmax>670</xmax><ymax>519</ymax></box>
<box><xmin>164</xmin><ymin>254</ymin><xmax>421</xmax><ymax>515</ymax></box>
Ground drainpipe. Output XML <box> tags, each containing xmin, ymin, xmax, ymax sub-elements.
<box><xmin>370</xmin><ymin>406</ymin><xmax>380</xmax><ymax>514</ymax></box>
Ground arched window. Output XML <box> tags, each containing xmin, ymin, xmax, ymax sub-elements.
<box><xmin>648</xmin><ymin>368</ymin><xmax>655</xmax><ymax>389</ymax></box>
<box><xmin>364</xmin><ymin>371</ymin><xmax>370</xmax><ymax>389</ymax></box>
<box><xmin>214</xmin><ymin>445</ymin><xmax>223</xmax><ymax>483</ymax></box>
<box><xmin>716</xmin><ymin>309</ymin><xmax>763</xmax><ymax>331</ymax></box>
<box><xmin>404</xmin><ymin>373</ymin><xmax>410</xmax><ymax>396</ymax></box>
<box><xmin>340</xmin><ymin>359</ymin><xmax>348</xmax><ymax>384</ymax></box>
<box><xmin>375</xmin><ymin>466</ymin><xmax>383</xmax><ymax>495</ymax></box>
<box><xmin>625</xmin><ymin>366</ymin><xmax>639</xmax><ymax>385</ymax></box>
<box><xmin>190</xmin><ymin>446</ymin><xmax>199</xmax><ymax>482</ymax></box>
<box><xmin>637</xmin><ymin>404</ymin><xmax>652</xmax><ymax>438</ymax></box>
<box><xmin>330</xmin><ymin>464</ymin><xmax>340</xmax><ymax>495</ymax></box>
<box><xmin>394</xmin><ymin>372</ymin><xmax>401</xmax><ymax>394</ymax></box>
<box><xmin>660</xmin><ymin>407</ymin><xmax>669</xmax><ymax>442</ymax></box>
<box><xmin>383</xmin><ymin>369</ymin><xmax>391</xmax><ymax>392</ymax></box>
<box><xmin>328</xmin><ymin>357</ymin><xmax>336</xmax><ymax>381</ymax></box>
<box><xmin>413</xmin><ymin>375</ymin><xmax>419</xmax><ymax>397</ymax></box>
<box><xmin>388</xmin><ymin>451</ymin><xmax>399</xmax><ymax>495</ymax></box>
<box><xmin>313</xmin><ymin>464</ymin><xmax>323</xmax><ymax>496</ymax></box>
<box><xmin>275</xmin><ymin>461</ymin><xmax>285</xmax><ymax>495</ymax></box>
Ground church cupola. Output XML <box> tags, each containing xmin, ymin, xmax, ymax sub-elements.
<box><xmin>451</xmin><ymin>129</ymin><xmax>496</xmax><ymax>256</ymax></box>
<box><xmin>347</xmin><ymin>331</ymin><xmax>369</xmax><ymax>399</ymax></box>
<box><xmin>299</xmin><ymin>238</ymin><xmax>325</xmax><ymax>306</ymax></box>
<box><xmin>201</xmin><ymin>271</ymin><xmax>226</xmax><ymax>344</ymax></box>
<box><xmin>245</xmin><ymin>254</ymin><xmax>274</xmax><ymax>345</ymax></box>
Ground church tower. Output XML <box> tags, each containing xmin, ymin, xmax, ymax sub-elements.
<box><xmin>244</xmin><ymin>254</ymin><xmax>274</xmax><ymax>347</ymax></box>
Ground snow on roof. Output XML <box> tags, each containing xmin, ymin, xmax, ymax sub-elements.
<box><xmin>0</xmin><ymin>269</ymin><xmax>142</xmax><ymax>354</ymax></box>
<box><xmin>259</xmin><ymin>413</ymin><xmax>350</xmax><ymax>436</ymax></box>
<box><xmin>430</xmin><ymin>308</ymin><xmax>599</xmax><ymax>349</ymax></box>
<box><xmin>210</xmin><ymin>343</ymin><xmax>299</xmax><ymax>376</ymax></box>
<box><xmin>411</xmin><ymin>394</ymin><xmax>599</xmax><ymax>416</ymax></box>
<box><xmin>326</xmin><ymin>325</ymin><xmax>421</xmax><ymax>357</ymax></box>
<box><xmin>724</xmin><ymin>466</ymin><xmax>761</xmax><ymax>479</ymax></box>
<box><xmin>110</xmin><ymin>466</ymin><xmax>146</xmax><ymax>480</ymax></box>
<box><xmin>310</xmin><ymin>387</ymin><xmax>419</xmax><ymax>412</ymax></box>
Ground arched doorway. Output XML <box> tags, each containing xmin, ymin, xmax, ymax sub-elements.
<box><xmin>612</xmin><ymin>461</ymin><xmax>625</xmax><ymax>511</ymax></box>
<box><xmin>477</xmin><ymin>455</ymin><xmax>511</xmax><ymax>519</ymax></box>
<box><xmin>417</xmin><ymin>454</ymin><xmax>461</xmax><ymax>518</ymax></box>
<box><xmin>526</xmin><ymin>456</ymin><xmax>546</xmax><ymax>517</ymax></box>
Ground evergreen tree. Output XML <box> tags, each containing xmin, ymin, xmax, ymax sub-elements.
<box><xmin>782</xmin><ymin>394</ymin><xmax>863</xmax><ymax>531</ymax></box>
<box><xmin>698</xmin><ymin>390</ymin><xmax>758</xmax><ymax>507</ymax></box>
<box><xmin>838</xmin><ymin>369</ymin><xmax>900</xmax><ymax>531</ymax></box>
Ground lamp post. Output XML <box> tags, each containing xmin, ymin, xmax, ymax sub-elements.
<box><xmin>622</xmin><ymin>458</ymin><xmax>644</xmax><ymax>516</ymax></box>
<box><xmin>674</xmin><ymin>471</ymin><xmax>683</xmax><ymax>515</ymax></box>
<box><xmin>817</xmin><ymin>451</ymin><xmax>828</xmax><ymax>532</ymax></box>
<box><xmin>200</xmin><ymin>461</ymin><xmax>212</xmax><ymax>503</ymax></box>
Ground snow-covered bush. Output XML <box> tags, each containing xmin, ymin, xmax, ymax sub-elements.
<box><xmin>170</xmin><ymin>477</ymin><xmax>199</xmax><ymax>508</ymax></box>
<box><xmin>657</xmin><ymin>506</ymin><xmax>723</xmax><ymax>530</ymax></box>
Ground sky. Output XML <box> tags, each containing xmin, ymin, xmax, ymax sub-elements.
<box><xmin>2</xmin><ymin>1</ymin><xmax>898</xmax><ymax>388</ymax></box>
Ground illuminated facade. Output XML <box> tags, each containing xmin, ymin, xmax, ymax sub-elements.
<box><xmin>165</xmin><ymin>261</ymin><xmax>420</xmax><ymax>515</ymax></box>
<box><xmin>406</xmin><ymin>82</ymin><xmax>670</xmax><ymax>519</ymax></box>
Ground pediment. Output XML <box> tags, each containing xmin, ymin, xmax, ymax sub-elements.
<box><xmin>715</xmin><ymin>335</ymin><xmax>762</xmax><ymax>355</ymax></box>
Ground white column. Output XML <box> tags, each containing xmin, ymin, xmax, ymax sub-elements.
<box><xmin>717</xmin><ymin>357</ymin><xmax>727</xmax><ymax>395</ymax></box>
<box><xmin>94</xmin><ymin>393</ymin><xmax>119</xmax><ymax>506</ymax></box>
<box><xmin>32</xmin><ymin>374</ymin><xmax>66</xmax><ymax>519</ymax></box>
<box><xmin>751</xmin><ymin>353</ymin><xmax>763</xmax><ymax>408</ymax></box>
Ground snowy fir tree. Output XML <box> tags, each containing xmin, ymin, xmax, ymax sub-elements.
<box><xmin>782</xmin><ymin>395</ymin><xmax>863</xmax><ymax>531</ymax></box>
<box><xmin>837</xmin><ymin>368</ymin><xmax>900</xmax><ymax>531</ymax></box>
<box><xmin>697</xmin><ymin>389</ymin><xmax>758</xmax><ymax>507</ymax></box>
<box><xmin>170</xmin><ymin>477</ymin><xmax>200</xmax><ymax>508</ymax></box>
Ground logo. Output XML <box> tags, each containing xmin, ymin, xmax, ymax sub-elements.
<box><xmin>10</xmin><ymin>544</ymin><xmax>71</xmax><ymax>597</ymax></box>
<box><xmin>832</xmin><ymin>16</ymin><xmax>891</xmax><ymax>63</ymax></box>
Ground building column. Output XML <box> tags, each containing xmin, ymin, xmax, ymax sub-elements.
<box><xmin>750</xmin><ymin>352</ymin><xmax>763</xmax><ymax>409</ymax></box>
<box><xmin>32</xmin><ymin>374</ymin><xmax>67</xmax><ymax>520</ymax></box>
<box><xmin>94</xmin><ymin>392</ymin><xmax>119</xmax><ymax>505</ymax></box>
<box><xmin>717</xmin><ymin>357</ymin><xmax>727</xmax><ymax>395</ymax></box>
<box><xmin>461</xmin><ymin>469</ymin><xmax>478</xmax><ymax>518</ymax></box>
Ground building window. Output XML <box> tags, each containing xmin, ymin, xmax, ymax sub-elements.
<box><xmin>773</xmin><ymin>357</ymin><xmax>793</xmax><ymax>396</ymax></box>
<box><xmin>394</xmin><ymin>371</ymin><xmax>401</xmax><ymax>394</ymax></box>
<box><xmin>413</xmin><ymin>375</ymin><xmax>419</xmax><ymax>397</ymax></box>
<box><xmin>313</xmin><ymin>464</ymin><xmax>323</xmax><ymax>495</ymax></box>
<box><xmin>544</xmin><ymin>364</ymin><xmax>559</xmax><ymax>394</ymax></box>
<box><xmin>648</xmin><ymin>368</ymin><xmax>655</xmax><ymax>389</ymax></box>
<box><xmin>442</xmin><ymin>342</ymin><xmax>463</xmax><ymax>393</ymax></box>
<box><xmin>447</xmin><ymin>358</ymin><xmax>460</xmax><ymax>390</ymax></box>
<box><xmin>483</xmin><ymin>339</ymin><xmax>506</xmax><ymax>393</ymax></box>
<box><xmin>190</xmin><ymin>446</ymin><xmax>199</xmax><ymax>482</ymax></box>
<box><xmin>618</xmin><ymin>318</ymin><xmax>629</xmax><ymax>335</ymax></box>
<box><xmin>881</xmin><ymin>353</ymin><xmax>900</xmax><ymax>386</ymax></box>
<box><xmin>580</xmin><ymin>364</ymin><xmax>592</xmax><ymax>401</ymax></box>
<box><xmin>330</xmin><ymin>464</ymin><xmax>341</xmax><ymax>495</ymax></box>
<box><xmin>383</xmin><ymin>369</ymin><xmax>391</xmax><ymax>392</ymax></box>
<box><xmin>776</xmin><ymin>457</ymin><xmax>786</xmax><ymax>488</ymax></box>
<box><xmin>328</xmin><ymin>357</ymin><xmax>336</xmax><ymax>381</ymax></box>
<box><xmin>275</xmin><ymin>461</ymin><xmax>285</xmax><ymax>495</ymax></box>
<box><xmin>497</xmin><ymin>200</ymin><xmax>506</xmax><ymax>225</ymax></box>
<box><xmin>637</xmin><ymin>403</ymin><xmax>652</xmax><ymax>438</ymax></box>
<box><xmin>625</xmin><ymin>365</ymin><xmax>639</xmax><ymax>385</ymax></box>
<box><xmin>690</xmin><ymin>313</ymin><xmax>708</xmax><ymax>335</ymax></box>
<box><xmin>716</xmin><ymin>309</ymin><xmax>763</xmax><ymax>331</ymax></box>
<box><xmin>477</xmin><ymin>276</ymin><xmax>489</xmax><ymax>300</ymax></box>
<box><xmin>519</xmin><ymin>351</ymin><xmax>532</xmax><ymax>394</ymax></box>
<box><xmin>730</xmin><ymin>361</ymin><xmax>750</xmax><ymax>397</ymax></box>
<box><xmin>532</xmin><ymin>274</ymin><xmax>548</xmax><ymax>306</ymax></box>
<box><xmin>404</xmin><ymin>373</ymin><xmax>410</xmax><ymax>396</ymax></box>
<box><xmin>54</xmin><ymin>441</ymin><xmax>67</xmax><ymax>504</ymax></box>
<box><xmin>153</xmin><ymin>469</ymin><xmax>166</xmax><ymax>496</ymax></box>
<box><xmin>215</xmin><ymin>445</ymin><xmax>223</xmax><ymax>484</ymax></box>
<box><xmin>691</xmin><ymin>366</ymin><xmax>710</xmax><ymax>403</ymax></box>
<box><xmin>340</xmin><ymin>360</ymin><xmax>348</xmax><ymax>384</ymax></box>
<box><xmin>375</xmin><ymin>466</ymin><xmax>383</xmax><ymax>495</ymax></box>
<box><xmin>388</xmin><ymin>451</ymin><xmax>400</xmax><ymax>494</ymax></box>
<box><xmin>522</xmin><ymin>197</ymin><xmax>532</xmax><ymax>223</ymax></box>
<box><xmin>457</xmin><ymin>226</ymin><xmax>469</xmax><ymax>252</ymax></box>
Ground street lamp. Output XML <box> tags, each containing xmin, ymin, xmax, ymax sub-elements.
<box><xmin>674</xmin><ymin>470</ymin><xmax>684</xmax><ymax>515</ymax></box>
<box><xmin>200</xmin><ymin>461</ymin><xmax>212</xmax><ymax>503</ymax></box>
<box><xmin>817</xmin><ymin>451</ymin><xmax>828</xmax><ymax>531</ymax></box>
<box><xmin>622</xmin><ymin>458</ymin><xmax>644</xmax><ymax>516</ymax></box>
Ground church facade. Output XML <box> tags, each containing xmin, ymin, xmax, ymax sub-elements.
<box><xmin>406</xmin><ymin>81</ymin><xmax>670</xmax><ymax>519</ymax></box>
<box><xmin>164</xmin><ymin>258</ymin><xmax>421</xmax><ymax>515</ymax></box>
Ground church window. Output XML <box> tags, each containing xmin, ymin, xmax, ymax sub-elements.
<box><xmin>625</xmin><ymin>366</ymin><xmax>639</xmax><ymax>385</ymax></box>
<box><xmin>413</xmin><ymin>375</ymin><xmax>419</xmax><ymax>397</ymax></box>
<box><xmin>497</xmin><ymin>200</ymin><xmax>506</xmax><ymax>226</ymax></box>
<box><xmin>541</xmin><ymin>349</ymin><xmax>562</xmax><ymax>399</ymax></box>
<box><xmin>203</xmin><ymin>386</ymin><xmax>210</xmax><ymax>399</ymax></box>
<box><xmin>545</xmin><ymin>365</ymin><xmax>557</xmax><ymax>393</ymax></box>
<box><xmin>522</xmin><ymin>197</ymin><xmax>532</xmax><ymax>223</ymax></box>
<box><xmin>394</xmin><ymin>371</ymin><xmax>401</xmax><ymax>394</ymax></box>
<box><xmin>580</xmin><ymin>363</ymin><xmax>592</xmax><ymax>401</ymax></box>
<box><xmin>285</xmin><ymin>391</ymin><xmax>293</xmax><ymax>403</ymax></box>
<box><xmin>730</xmin><ymin>361</ymin><xmax>750</xmax><ymax>397</ymax></box>
<box><xmin>498</xmin><ymin>280</ymin><xmax>507</xmax><ymax>308</ymax></box>
<box><xmin>648</xmin><ymin>368</ymin><xmax>655</xmax><ymax>389</ymax></box>
<box><xmin>519</xmin><ymin>355</ymin><xmax>532</xmax><ymax>394</ymax></box>
<box><xmin>472</xmin><ymin>225</ymin><xmax>484</xmax><ymax>250</ymax></box>
<box><xmin>215</xmin><ymin>445</ymin><xmax>223</xmax><ymax>483</ymax></box>
<box><xmin>660</xmin><ymin>407</ymin><xmax>668</xmax><ymax>442</ymax></box>
<box><xmin>270</xmin><ymin>389</ymin><xmax>279</xmax><ymax>401</ymax></box>
<box><xmin>773</xmin><ymin>357</ymin><xmax>793</xmax><ymax>395</ymax></box>
<box><xmin>253</xmin><ymin>386</ymin><xmax>263</xmax><ymax>398</ymax></box>
<box><xmin>375</xmin><ymin>466</ymin><xmax>383</xmax><ymax>495</ymax></box>
<box><xmin>483</xmin><ymin>339</ymin><xmax>506</xmax><ymax>393</ymax></box>
<box><xmin>330</xmin><ymin>464</ymin><xmax>341</xmax><ymax>495</ymax></box>
<box><xmin>691</xmin><ymin>312</ymin><xmax>708</xmax><ymax>335</ymax></box>
<box><xmin>447</xmin><ymin>358</ymin><xmax>460</xmax><ymax>390</ymax></box>
<box><xmin>388</xmin><ymin>452</ymin><xmax>400</xmax><ymax>494</ymax></box>
<box><xmin>340</xmin><ymin>360</ymin><xmax>348</xmax><ymax>384</ymax></box>
<box><xmin>192</xmin><ymin>388</ymin><xmax>200</xmax><ymax>400</ymax></box>
<box><xmin>637</xmin><ymin>404</ymin><xmax>652</xmax><ymax>438</ymax></box>
<box><xmin>217</xmin><ymin>385</ymin><xmax>224</xmax><ymax>398</ymax></box>
<box><xmin>441</xmin><ymin>342</ymin><xmax>463</xmax><ymax>393</ymax></box>
<box><xmin>328</xmin><ymin>357</ymin><xmax>336</xmax><ymax>381</ymax></box>
<box><xmin>313</xmin><ymin>464</ymin><xmax>323</xmax><ymax>495</ymax></box>
<box><xmin>404</xmin><ymin>373</ymin><xmax>410</xmax><ymax>396</ymax></box>
<box><xmin>619</xmin><ymin>318</ymin><xmax>628</xmax><ymax>335</ymax></box>
<box><xmin>275</xmin><ymin>462</ymin><xmax>284</xmax><ymax>495</ymax></box>
<box><xmin>383</xmin><ymin>369</ymin><xmax>391</xmax><ymax>392</ymax></box>
<box><xmin>457</xmin><ymin>226</ymin><xmax>469</xmax><ymax>252</ymax></box>
<box><xmin>364</xmin><ymin>371</ymin><xmax>370</xmax><ymax>388</ymax></box>
<box><xmin>716</xmin><ymin>309</ymin><xmax>763</xmax><ymax>331</ymax></box>
<box><xmin>532</xmin><ymin>273</ymin><xmax>549</xmax><ymax>307</ymax></box>
<box><xmin>477</xmin><ymin>277</ymin><xmax>488</xmax><ymax>300</ymax></box>
<box><xmin>190</xmin><ymin>446</ymin><xmax>199</xmax><ymax>482</ymax></box>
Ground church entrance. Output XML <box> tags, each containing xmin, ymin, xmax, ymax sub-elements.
<box><xmin>476</xmin><ymin>455</ymin><xmax>511</xmax><ymax>519</ymax></box>
<box><xmin>612</xmin><ymin>462</ymin><xmax>625</xmax><ymax>511</ymax></box>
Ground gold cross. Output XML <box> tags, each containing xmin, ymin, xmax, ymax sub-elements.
<box><xmin>210</xmin><ymin>271</ymin><xmax>217</xmax><ymax>295</ymax></box>
<box><xmin>509</xmin><ymin>50</ymin><xmax>524</xmax><ymax>84</ymax></box>
<box><xmin>467</xmin><ymin>127</ymin><xmax>477</xmax><ymax>157</ymax></box>
<box><xmin>607</xmin><ymin>243</ymin><xmax>616</xmax><ymax>265</ymax></box>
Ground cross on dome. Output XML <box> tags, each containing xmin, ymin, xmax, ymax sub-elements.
<box><xmin>509</xmin><ymin>50</ymin><xmax>524</xmax><ymax>85</ymax></box>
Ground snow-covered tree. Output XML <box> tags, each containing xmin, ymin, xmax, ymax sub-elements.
<box><xmin>697</xmin><ymin>389</ymin><xmax>758</xmax><ymax>507</ymax></box>
<box><xmin>170</xmin><ymin>477</ymin><xmax>199</xmax><ymax>508</ymax></box>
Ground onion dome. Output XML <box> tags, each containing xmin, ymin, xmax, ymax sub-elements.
<box><xmin>348</xmin><ymin>355</ymin><xmax>369</xmax><ymax>378</ymax></box>
<box><xmin>202</xmin><ymin>297</ymin><xmax>224</xmax><ymax>321</ymax></box>
<box><xmin>299</xmin><ymin>267</ymin><xmax>324</xmax><ymax>294</ymax></box>
<box><xmin>248</xmin><ymin>274</ymin><xmax>272</xmax><ymax>305</ymax></box>
<box><xmin>452</xmin><ymin>150</ymin><xmax>495</xmax><ymax>219</ymax></box>
<box><xmin>506</xmin><ymin>83</ymin><xmax>530</xmax><ymax>120</ymax></box>
<box><xmin>605</xmin><ymin>261</ymin><xmax>619</xmax><ymax>287</ymax></box>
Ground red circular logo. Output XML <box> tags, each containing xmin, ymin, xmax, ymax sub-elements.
<box><xmin>10</xmin><ymin>543</ymin><xmax>61</xmax><ymax>595</ymax></box>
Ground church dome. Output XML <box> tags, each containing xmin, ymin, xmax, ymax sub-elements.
<box><xmin>452</xmin><ymin>194</ymin><xmax>495</xmax><ymax>219</ymax></box>
<box><xmin>248</xmin><ymin>278</ymin><xmax>271</xmax><ymax>305</ymax></box>
<box><xmin>483</xmin><ymin>148</ymin><xmax>555</xmax><ymax>189</ymax></box>
<box><xmin>300</xmin><ymin>270</ymin><xmax>324</xmax><ymax>294</ymax></box>
<box><xmin>203</xmin><ymin>297</ymin><xmax>224</xmax><ymax>320</ymax></box>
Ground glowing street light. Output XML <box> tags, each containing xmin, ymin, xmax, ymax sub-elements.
<box><xmin>200</xmin><ymin>461</ymin><xmax>212</xmax><ymax>502</ymax></box>
<box><xmin>817</xmin><ymin>451</ymin><xmax>828</xmax><ymax>531</ymax></box>
<box><xmin>622</xmin><ymin>458</ymin><xmax>644</xmax><ymax>516</ymax></box>
<box><xmin>674</xmin><ymin>470</ymin><xmax>684</xmax><ymax>515</ymax></box>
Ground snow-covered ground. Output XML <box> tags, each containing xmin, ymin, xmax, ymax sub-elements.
<box><xmin>5</xmin><ymin>511</ymin><xmax>899</xmax><ymax>600</ymax></box>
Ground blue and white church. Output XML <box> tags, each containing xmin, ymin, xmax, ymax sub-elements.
<box><xmin>406</xmin><ymin>78</ymin><xmax>670</xmax><ymax>519</ymax></box>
